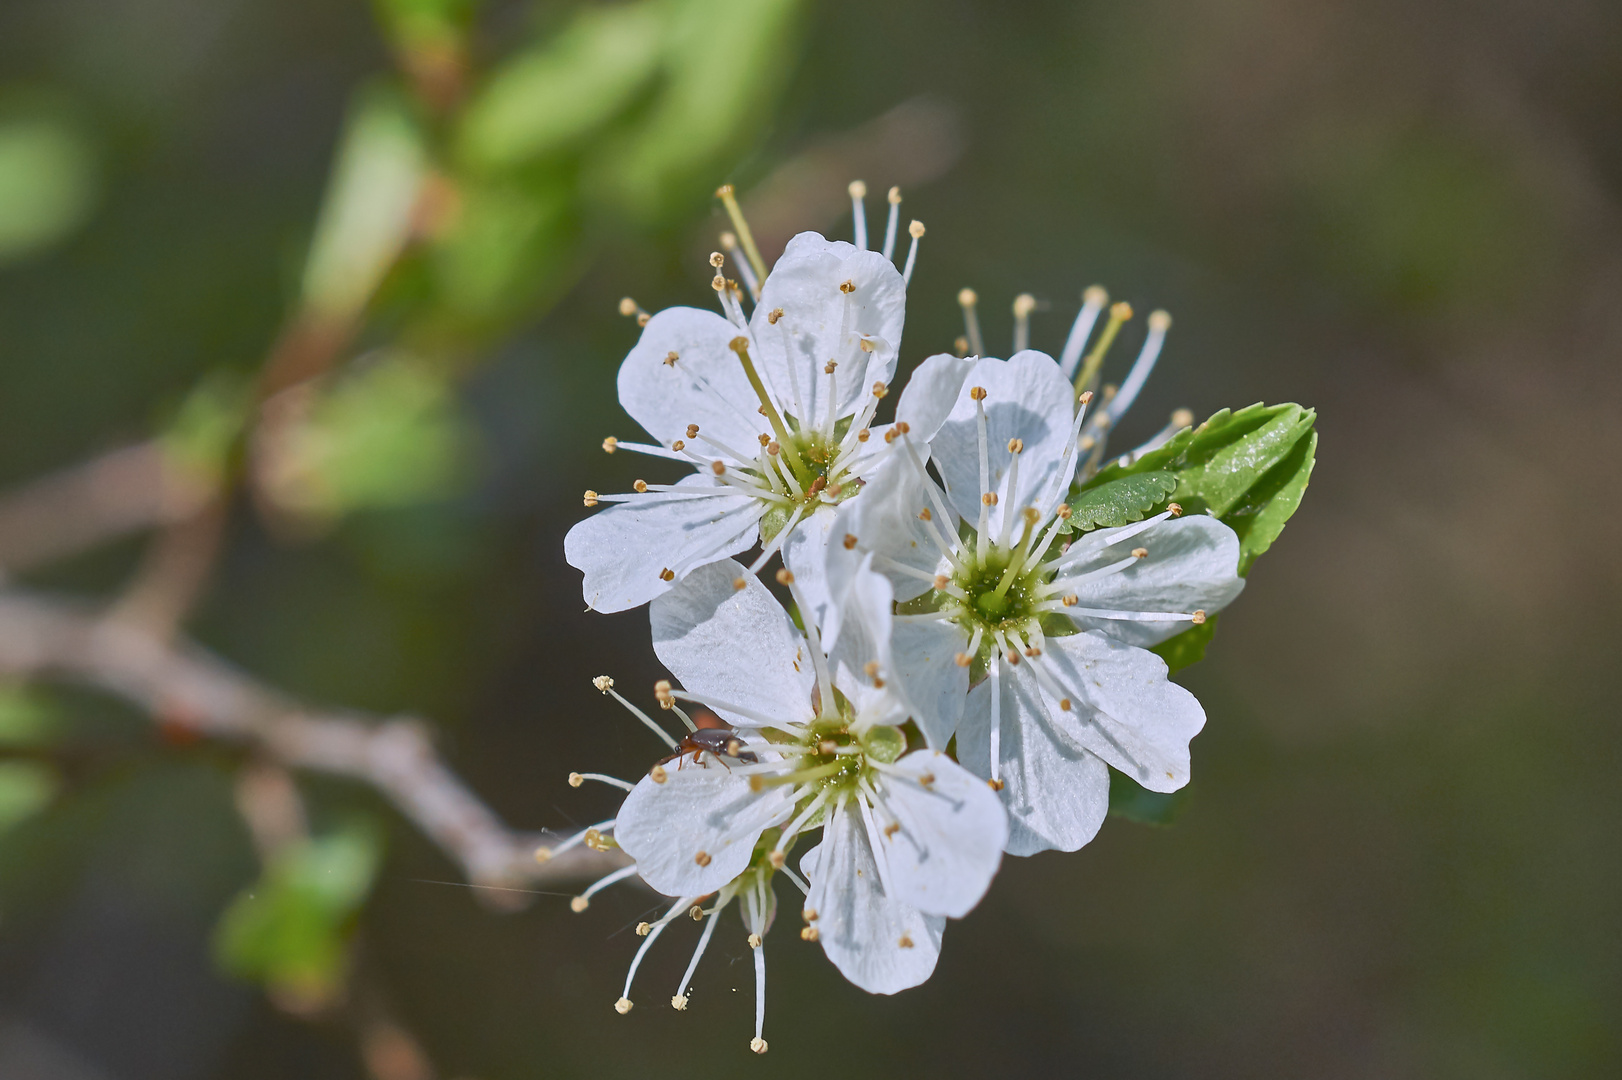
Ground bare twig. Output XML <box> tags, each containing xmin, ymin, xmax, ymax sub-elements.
<box><xmin>0</xmin><ymin>442</ymin><xmax>210</xmax><ymax>575</ymax></box>
<box><xmin>0</xmin><ymin>589</ymin><xmax>625</xmax><ymax>894</ymax></box>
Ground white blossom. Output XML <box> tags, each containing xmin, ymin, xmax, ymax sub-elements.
<box><xmin>613</xmin><ymin>559</ymin><xmax>1007</xmax><ymax>995</ymax></box>
<box><xmin>565</xmin><ymin>193</ymin><xmax>936</xmax><ymax>614</ymax></box>
<box><xmin>830</xmin><ymin>336</ymin><xmax>1244</xmax><ymax>856</ymax></box>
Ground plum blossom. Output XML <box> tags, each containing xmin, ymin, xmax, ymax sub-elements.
<box><xmin>612</xmin><ymin>558</ymin><xmax>1007</xmax><ymax>996</ymax></box>
<box><xmin>565</xmin><ymin>185</ymin><xmax>936</xmax><ymax>614</ymax></box>
<box><xmin>830</xmin><ymin>340</ymin><xmax>1244</xmax><ymax>856</ymax></box>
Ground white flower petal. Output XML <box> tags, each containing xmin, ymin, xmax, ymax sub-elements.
<box><xmin>870</xmin><ymin>751</ymin><xmax>1006</xmax><ymax>917</ymax></box>
<box><xmin>800</xmin><ymin>801</ymin><xmax>945</xmax><ymax>995</ymax></box>
<box><xmin>1057</xmin><ymin>515</ymin><xmax>1246</xmax><ymax>646</ymax></box>
<box><xmin>650</xmin><ymin>559</ymin><xmax>817</xmax><ymax>729</ymax></box>
<box><xmin>893</xmin><ymin>353</ymin><xmax>977</xmax><ymax>444</ymax></box>
<box><xmin>828</xmin><ymin>560</ymin><xmax>906</xmax><ymax>728</ymax></box>
<box><xmin>1034</xmin><ymin>631</ymin><xmax>1206</xmax><ymax>792</ymax></box>
<box><xmin>617</xmin><ymin>307</ymin><xmax>770</xmax><ymax>455</ymax></box>
<box><xmin>831</xmin><ymin>446</ymin><xmax>956</xmax><ymax>603</ymax></box>
<box><xmin>888</xmin><ymin>619</ymin><xmax>969</xmax><ymax>751</ymax></box>
<box><xmin>931</xmin><ymin>351</ymin><xmax>1077</xmax><ymax>532</ymax></box>
<box><xmin>782</xmin><ymin>504</ymin><xmax>838</xmax><ymax>643</ymax></box>
<box><xmin>564</xmin><ymin>477</ymin><xmax>762</xmax><ymax>613</ymax></box>
<box><xmin>959</xmin><ymin>662</ymin><xmax>1111</xmax><ymax>856</ymax></box>
<box><xmin>750</xmin><ymin>233</ymin><xmax>905</xmax><ymax>426</ymax></box>
<box><xmin>616</xmin><ymin>764</ymin><xmax>795</xmax><ymax>896</ymax></box>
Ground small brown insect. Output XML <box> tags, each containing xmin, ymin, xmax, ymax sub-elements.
<box><xmin>655</xmin><ymin>713</ymin><xmax>759</xmax><ymax>771</ymax></box>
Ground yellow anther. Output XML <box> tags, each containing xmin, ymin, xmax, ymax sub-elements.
<box><xmin>954</xmin><ymin>652</ymin><xmax>972</xmax><ymax>667</ymax></box>
<box><xmin>1148</xmin><ymin>309</ymin><xmax>1172</xmax><ymax>332</ymax></box>
<box><xmin>988</xmin><ymin>778</ymin><xmax>1005</xmax><ymax>791</ymax></box>
<box><xmin>843</xmin><ymin>534</ymin><xmax>858</xmax><ymax>549</ymax></box>
<box><xmin>958</xmin><ymin>287</ymin><xmax>978</xmax><ymax>308</ymax></box>
<box><xmin>671</xmin><ymin>995</ymin><xmax>688</xmax><ymax>1010</ymax></box>
<box><xmin>664</xmin><ymin>351</ymin><xmax>678</xmax><ymax>366</ymax></box>
<box><xmin>898</xmin><ymin>934</ymin><xmax>914</xmax><ymax>948</ymax></box>
<box><xmin>651</xmin><ymin>765</ymin><xmax>667</xmax><ymax>783</ymax></box>
<box><xmin>748</xmin><ymin>932</ymin><xmax>763</xmax><ymax>948</ymax></box>
<box><xmin>710</xmin><ymin>460</ymin><xmax>726</xmax><ymax>476</ymax></box>
<box><xmin>570</xmin><ymin>896</ymin><xmax>589</xmax><ymax>913</ymax></box>
<box><xmin>602</xmin><ymin>436</ymin><xmax>618</xmax><ymax>453</ymax></box>
<box><xmin>534</xmin><ymin>846</ymin><xmax>553</xmax><ymax>863</ymax></box>
<box><xmin>614</xmin><ymin>997</ymin><xmax>633</xmax><ymax>1014</ymax></box>
<box><xmin>803</xmin><ymin>907</ymin><xmax>819</xmax><ymax>922</ymax></box>
<box><xmin>908</xmin><ymin>220</ymin><xmax>925</xmax><ymax>238</ymax></box>
<box><xmin>934</xmin><ymin>574</ymin><xmax>950</xmax><ymax>590</ymax></box>
<box><xmin>618</xmin><ymin>297</ymin><xmax>637</xmax><ymax>317</ymax></box>
<box><xmin>969</xmin><ymin>386</ymin><xmax>987</xmax><ymax>401</ymax></box>
<box><xmin>840</xmin><ymin>279</ymin><xmax>856</xmax><ymax>294</ymax></box>
<box><xmin>769</xmin><ymin>850</ymin><xmax>786</xmax><ymax>868</ymax></box>
<box><xmin>568</xmin><ymin>772</ymin><xmax>584</xmax><ymax>787</ymax></box>
<box><xmin>848</xmin><ymin>179</ymin><xmax>867</xmax><ymax>198</ymax></box>
<box><xmin>593</xmin><ymin>675</ymin><xmax>615</xmax><ymax>692</ymax></box>
<box><xmin>775</xmin><ymin>569</ymin><xmax>794</xmax><ymax>585</ymax></box>
<box><xmin>1007</xmin><ymin>437</ymin><xmax>1024</xmax><ymax>454</ymax></box>
<box><xmin>690</xmin><ymin>905</ymin><xmax>705</xmax><ymax>921</ymax></box>
<box><xmin>1012</xmin><ymin>293</ymin><xmax>1037</xmax><ymax>318</ymax></box>
<box><xmin>982</xmin><ymin>492</ymin><xmax>998</xmax><ymax>506</ymax></box>
<box><xmin>635</xmin><ymin>922</ymin><xmax>651</xmax><ymax>936</ymax></box>
<box><xmin>1132</xmin><ymin>547</ymin><xmax>1148</xmax><ymax>558</ymax></box>
<box><xmin>1060</xmin><ymin>698</ymin><xmax>1072</xmax><ymax>711</ymax></box>
<box><xmin>800</xmin><ymin>926</ymin><xmax>818</xmax><ymax>941</ymax></box>
<box><xmin>919</xmin><ymin>507</ymin><xmax>933</xmax><ymax>521</ymax></box>
<box><xmin>733</xmin><ymin>577</ymin><xmax>747</xmax><ymax>590</ymax></box>
<box><xmin>889</xmin><ymin>186</ymin><xmax>902</xmax><ymax>204</ymax></box>
<box><xmin>633</xmin><ymin>479</ymin><xmax>648</xmax><ymax>493</ymax></box>
<box><xmin>824</xmin><ymin>360</ymin><xmax>838</xmax><ymax>374</ymax></box>
<box><xmin>711</xmin><ymin>274</ymin><xmax>726</xmax><ymax>291</ymax></box>
<box><xmin>856</xmin><ymin>428</ymin><xmax>870</xmax><ymax>442</ymax></box>
<box><xmin>1168</xmin><ymin>502</ymin><xmax>1183</xmax><ymax>516</ymax></box>
<box><xmin>1083</xmin><ymin>284</ymin><xmax>1108</xmax><ymax>306</ymax></box>
<box><xmin>895</xmin><ymin>420</ymin><xmax>910</xmax><ymax>435</ymax></box>
<box><xmin>751</xmin><ymin>1038</ymin><xmax>769</xmax><ymax>1055</ymax></box>
<box><xmin>659</xmin><ymin>568</ymin><xmax>675</xmax><ymax>581</ymax></box>
<box><xmin>1062</xmin><ymin>594</ymin><xmax>1079</xmax><ymax>606</ymax></box>
<box><xmin>694</xmin><ymin>851</ymin><xmax>712</xmax><ymax>867</ymax></box>
<box><xmin>709</xmin><ymin>251</ymin><xmax>725</xmax><ymax>268</ymax></box>
<box><xmin>583</xmin><ymin>490</ymin><xmax>599</xmax><ymax>507</ymax></box>
<box><xmin>1191</xmin><ymin>609</ymin><xmax>1207</xmax><ymax>624</ymax></box>
<box><xmin>768</xmin><ymin>307</ymin><xmax>783</xmax><ymax>324</ymax></box>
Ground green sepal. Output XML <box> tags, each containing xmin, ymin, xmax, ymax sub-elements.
<box><xmin>1107</xmin><ymin>767</ymin><xmax>1189</xmax><ymax>826</ymax></box>
<box><xmin>1227</xmin><ymin>429</ymin><xmax>1317</xmax><ymax>575</ymax></box>
<box><xmin>1060</xmin><ymin>470</ymin><xmax>1177</xmax><ymax>533</ymax></box>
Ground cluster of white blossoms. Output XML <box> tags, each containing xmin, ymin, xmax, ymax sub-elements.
<box><xmin>552</xmin><ymin>182</ymin><xmax>1247</xmax><ymax>1054</ymax></box>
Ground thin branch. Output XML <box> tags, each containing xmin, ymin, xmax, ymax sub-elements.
<box><xmin>0</xmin><ymin>442</ymin><xmax>209</xmax><ymax>575</ymax></box>
<box><xmin>0</xmin><ymin>589</ymin><xmax>625</xmax><ymax>894</ymax></box>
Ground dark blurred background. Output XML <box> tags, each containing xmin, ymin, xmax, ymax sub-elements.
<box><xmin>1</xmin><ymin>0</ymin><xmax>1619</xmax><ymax>1077</ymax></box>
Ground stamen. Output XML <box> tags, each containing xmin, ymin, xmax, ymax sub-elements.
<box><xmin>621</xmin><ymin>895</ymin><xmax>690</xmax><ymax>1010</ymax></box>
<box><xmin>719</xmin><ymin>231</ymin><xmax>760</xmax><ymax>299</ymax></box>
<box><xmin>603</xmin><ymin>439</ymin><xmax>686</xmax><ymax>462</ymax></box>
<box><xmin>576</xmin><ymin>864</ymin><xmax>640</xmax><ymax>908</ymax></box>
<box><xmin>716</xmin><ymin>185</ymin><xmax>768</xmax><ymax>287</ymax></box>
<box><xmin>849</xmin><ymin>180</ymin><xmax>868</xmax><ymax>250</ymax></box>
<box><xmin>730</xmin><ymin>337</ymin><xmax>804</xmax><ymax>473</ymax></box>
<box><xmin>1058</xmin><ymin>285</ymin><xmax>1108</xmax><ymax>379</ymax></box>
<box><xmin>973</xmin><ymin>390</ymin><xmax>991</xmax><ymax>562</ymax></box>
<box><xmin>1101</xmin><ymin>308</ymin><xmax>1170</xmax><ymax>427</ymax></box>
<box><xmin>1073</xmin><ymin>301</ymin><xmax>1133</xmax><ymax>402</ymax></box>
<box><xmin>958</xmin><ymin>288</ymin><xmax>984</xmax><ymax>357</ymax></box>
<box><xmin>902</xmin><ymin>220</ymin><xmax>924</xmax><ymax>286</ymax></box>
<box><xmin>618</xmin><ymin>296</ymin><xmax>651</xmax><ymax>327</ymax></box>
<box><xmin>568</xmin><ymin>772</ymin><xmax>634</xmax><ymax>792</ymax></box>
<box><xmin>882</xmin><ymin>186</ymin><xmax>902</xmax><ymax>260</ymax></box>
<box><xmin>1012</xmin><ymin>293</ymin><xmax>1036</xmax><ymax>353</ymax></box>
<box><xmin>674</xmin><ymin>888</ymin><xmax>728</xmax><ymax>1007</ymax></box>
<box><xmin>746</xmin><ymin>885</ymin><xmax>769</xmax><ymax>1053</ymax></box>
<box><xmin>670</xmin><ymin>689</ymin><xmax>803</xmax><ymax>730</ymax></box>
<box><xmin>535</xmin><ymin>817</ymin><xmax>616</xmax><ymax>862</ymax></box>
<box><xmin>594</xmin><ymin>675</ymin><xmax>678</xmax><ymax>750</ymax></box>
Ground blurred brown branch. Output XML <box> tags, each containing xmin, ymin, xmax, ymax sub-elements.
<box><xmin>0</xmin><ymin>589</ymin><xmax>624</xmax><ymax>895</ymax></box>
<box><xmin>0</xmin><ymin>441</ymin><xmax>210</xmax><ymax>576</ymax></box>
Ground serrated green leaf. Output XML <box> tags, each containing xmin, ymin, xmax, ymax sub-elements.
<box><xmin>213</xmin><ymin>822</ymin><xmax>382</xmax><ymax>1004</ymax></box>
<box><xmin>1108</xmin><ymin>768</ymin><xmax>1188</xmax><ymax>826</ymax></box>
<box><xmin>1079</xmin><ymin>402</ymin><xmax>1316</xmax><ymax>668</ymax></box>
<box><xmin>1065</xmin><ymin>471</ymin><xmax>1176</xmax><ymax>531</ymax></box>
<box><xmin>1228</xmin><ymin>429</ymin><xmax>1317</xmax><ymax>574</ymax></box>
<box><xmin>1152</xmin><ymin>613</ymin><xmax>1218</xmax><ymax>675</ymax></box>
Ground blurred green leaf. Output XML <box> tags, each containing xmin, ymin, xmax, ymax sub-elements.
<box><xmin>160</xmin><ymin>372</ymin><xmax>252</xmax><ymax>485</ymax></box>
<box><xmin>427</xmin><ymin>176</ymin><xmax>573</xmax><ymax>325</ymax></box>
<box><xmin>458</xmin><ymin>3</ymin><xmax>665</xmax><ymax>171</ymax></box>
<box><xmin>0</xmin><ymin>110</ymin><xmax>98</xmax><ymax>265</ymax></box>
<box><xmin>260</xmin><ymin>355</ymin><xmax>478</xmax><ymax>523</ymax></box>
<box><xmin>592</xmin><ymin>0</ymin><xmax>804</xmax><ymax>218</ymax></box>
<box><xmin>301</xmin><ymin>88</ymin><xmax>428</xmax><ymax>321</ymax></box>
<box><xmin>1108</xmin><ymin>768</ymin><xmax>1188</xmax><ymax>826</ymax></box>
<box><xmin>0</xmin><ymin>686</ymin><xmax>57</xmax><ymax>746</ymax></box>
<box><xmin>1061</xmin><ymin>470</ymin><xmax>1177</xmax><ymax>533</ymax></box>
<box><xmin>373</xmin><ymin>0</ymin><xmax>474</xmax><ymax>49</ymax></box>
<box><xmin>0</xmin><ymin>763</ymin><xmax>58</xmax><ymax>836</ymax></box>
<box><xmin>213</xmin><ymin>822</ymin><xmax>382</xmax><ymax>1003</ymax></box>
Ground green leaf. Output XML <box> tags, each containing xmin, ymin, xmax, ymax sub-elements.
<box><xmin>213</xmin><ymin>822</ymin><xmax>382</xmax><ymax>1004</ymax></box>
<box><xmin>1082</xmin><ymin>402</ymin><xmax>1317</xmax><ymax>669</ymax></box>
<box><xmin>1152</xmin><ymin>613</ymin><xmax>1218</xmax><ymax>675</ymax></box>
<box><xmin>1063</xmin><ymin>470</ymin><xmax>1176</xmax><ymax>531</ymax></box>
<box><xmin>1228</xmin><ymin>429</ymin><xmax>1317</xmax><ymax>574</ymax></box>
<box><xmin>0</xmin><ymin>685</ymin><xmax>57</xmax><ymax>746</ymax></box>
<box><xmin>458</xmin><ymin>3</ymin><xmax>666</xmax><ymax>171</ymax></box>
<box><xmin>0</xmin><ymin>106</ymin><xmax>99</xmax><ymax>265</ymax></box>
<box><xmin>0</xmin><ymin>762</ymin><xmax>58</xmax><ymax>837</ymax></box>
<box><xmin>300</xmin><ymin>88</ymin><xmax>427</xmax><ymax>321</ymax></box>
<box><xmin>1091</xmin><ymin>402</ymin><xmax>1316</xmax><ymax>519</ymax></box>
<box><xmin>1108</xmin><ymin>768</ymin><xmax>1188</xmax><ymax>826</ymax></box>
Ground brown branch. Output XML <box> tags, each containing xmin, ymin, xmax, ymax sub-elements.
<box><xmin>0</xmin><ymin>589</ymin><xmax>625</xmax><ymax>895</ymax></box>
<box><xmin>0</xmin><ymin>441</ymin><xmax>210</xmax><ymax>575</ymax></box>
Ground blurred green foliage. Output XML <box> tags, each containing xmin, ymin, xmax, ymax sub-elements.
<box><xmin>213</xmin><ymin>823</ymin><xmax>383</xmax><ymax>1005</ymax></box>
<box><xmin>0</xmin><ymin>102</ymin><xmax>98</xmax><ymax>266</ymax></box>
